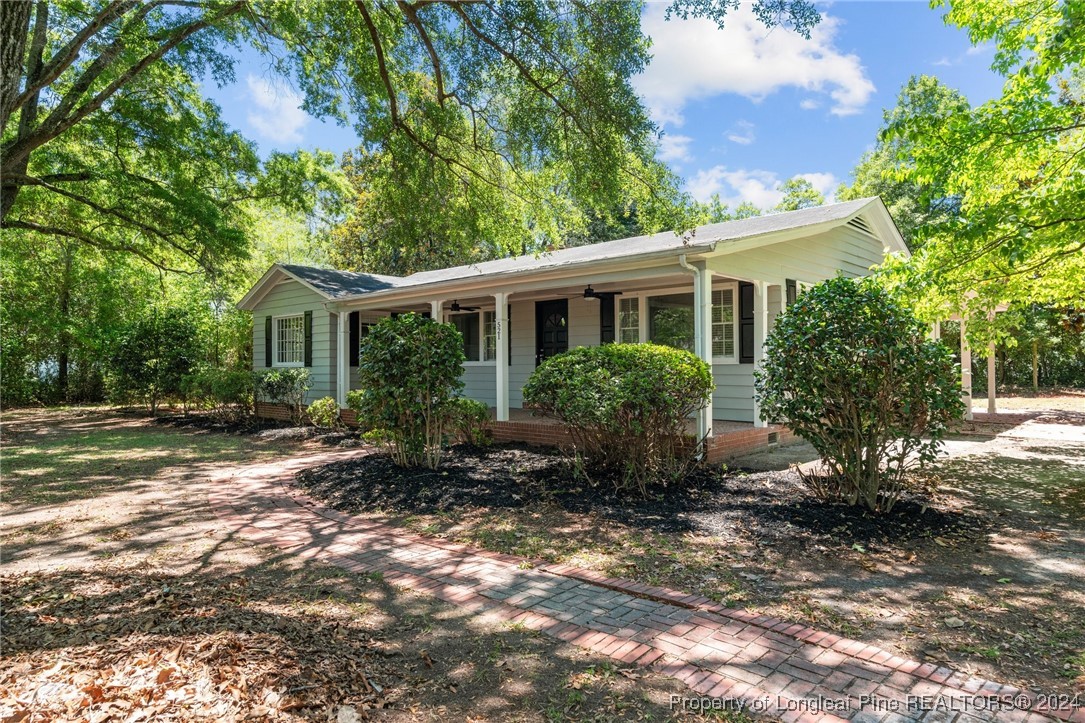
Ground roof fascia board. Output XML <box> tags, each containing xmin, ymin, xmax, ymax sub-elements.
<box><xmin>329</xmin><ymin>245</ymin><xmax>716</xmax><ymax>308</ymax></box>
<box><xmin>329</xmin><ymin>256</ymin><xmax>710</xmax><ymax>311</ymax></box>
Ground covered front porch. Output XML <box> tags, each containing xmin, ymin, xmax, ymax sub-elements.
<box><xmin>329</xmin><ymin>259</ymin><xmax>793</xmax><ymax>441</ymax></box>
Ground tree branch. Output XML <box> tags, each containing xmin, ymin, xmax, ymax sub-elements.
<box><xmin>4</xmin><ymin>219</ymin><xmax>195</xmax><ymax>274</ymax></box>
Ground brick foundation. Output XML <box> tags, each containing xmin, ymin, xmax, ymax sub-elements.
<box><xmin>255</xmin><ymin>402</ymin><xmax>797</xmax><ymax>462</ymax></box>
<box><xmin>254</xmin><ymin>401</ymin><xmax>296</xmax><ymax>422</ymax></box>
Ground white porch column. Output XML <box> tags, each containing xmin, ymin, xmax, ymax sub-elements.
<box><xmin>336</xmin><ymin>310</ymin><xmax>349</xmax><ymax>409</ymax></box>
<box><xmin>930</xmin><ymin>320</ymin><xmax>941</xmax><ymax>341</ymax></box>
<box><xmin>430</xmin><ymin>299</ymin><xmax>444</xmax><ymax>322</ymax></box>
<box><xmin>961</xmin><ymin>318</ymin><xmax>973</xmax><ymax>421</ymax></box>
<box><xmin>752</xmin><ymin>280</ymin><xmax>769</xmax><ymax>428</ymax></box>
<box><xmin>692</xmin><ymin>262</ymin><xmax>714</xmax><ymax>440</ymax></box>
<box><xmin>494</xmin><ymin>292</ymin><xmax>509</xmax><ymax>422</ymax></box>
<box><xmin>987</xmin><ymin>342</ymin><xmax>997</xmax><ymax>415</ymax></box>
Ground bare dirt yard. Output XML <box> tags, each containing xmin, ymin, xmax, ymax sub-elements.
<box><xmin>0</xmin><ymin>408</ymin><xmax>706</xmax><ymax>723</ymax></box>
<box><xmin>297</xmin><ymin>406</ymin><xmax>1085</xmax><ymax>701</ymax></box>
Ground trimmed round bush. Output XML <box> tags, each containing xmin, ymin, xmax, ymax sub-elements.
<box><xmin>522</xmin><ymin>343</ymin><xmax>713</xmax><ymax>495</ymax></box>
<box><xmin>754</xmin><ymin>276</ymin><xmax>964</xmax><ymax>513</ymax></box>
<box><xmin>352</xmin><ymin>313</ymin><xmax>465</xmax><ymax>468</ymax></box>
<box><xmin>306</xmin><ymin>396</ymin><xmax>341</xmax><ymax>428</ymax></box>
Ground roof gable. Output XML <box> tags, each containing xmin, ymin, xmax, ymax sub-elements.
<box><xmin>236</xmin><ymin>264</ymin><xmax>403</xmax><ymax>310</ymax></box>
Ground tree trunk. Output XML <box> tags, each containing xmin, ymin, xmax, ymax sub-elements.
<box><xmin>57</xmin><ymin>243</ymin><xmax>73</xmax><ymax>401</ymax></box>
<box><xmin>1032</xmin><ymin>340</ymin><xmax>1039</xmax><ymax>392</ymax></box>
<box><xmin>2</xmin><ymin>1</ymin><xmax>47</xmax><ymax>220</ymax></box>
<box><xmin>0</xmin><ymin>0</ymin><xmax>32</xmax><ymax>134</ymax></box>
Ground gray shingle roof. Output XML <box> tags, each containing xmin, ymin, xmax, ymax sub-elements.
<box><xmin>273</xmin><ymin>198</ymin><xmax>882</xmax><ymax>302</ymax></box>
<box><xmin>280</xmin><ymin>264</ymin><xmax>402</xmax><ymax>299</ymax></box>
<box><xmin>394</xmin><ymin>197</ymin><xmax>877</xmax><ymax>290</ymax></box>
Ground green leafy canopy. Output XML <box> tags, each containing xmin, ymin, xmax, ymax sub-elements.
<box><xmin>876</xmin><ymin>1</ymin><xmax>1085</xmax><ymax>327</ymax></box>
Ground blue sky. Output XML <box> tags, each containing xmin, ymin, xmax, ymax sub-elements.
<box><xmin>204</xmin><ymin>1</ymin><xmax>1004</xmax><ymax>211</ymax></box>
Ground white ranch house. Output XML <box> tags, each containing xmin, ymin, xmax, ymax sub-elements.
<box><xmin>238</xmin><ymin>198</ymin><xmax>908</xmax><ymax>457</ymax></box>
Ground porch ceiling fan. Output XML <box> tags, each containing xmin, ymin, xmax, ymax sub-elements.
<box><xmin>582</xmin><ymin>285</ymin><xmax>623</xmax><ymax>300</ymax></box>
<box><xmin>449</xmin><ymin>300</ymin><xmax>480</xmax><ymax>312</ymax></box>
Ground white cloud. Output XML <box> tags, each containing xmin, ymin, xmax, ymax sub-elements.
<box><xmin>635</xmin><ymin>5</ymin><xmax>875</xmax><ymax>125</ymax></box>
<box><xmin>246</xmin><ymin>75</ymin><xmax>310</xmax><ymax>144</ymax></box>
<box><xmin>658</xmin><ymin>133</ymin><xmax>693</xmax><ymax>162</ymax></box>
<box><xmin>799</xmin><ymin>99</ymin><xmax>820</xmax><ymax>110</ymax></box>
<box><xmin>726</xmin><ymin>120</ymin><xmax>756</xmax><ymax>145</ymax></box>
<box><xmin>686</xmin><ymin>166</ymin><xmax>838</xmax><ymax>208</ymax></box>
<box><xmin>966</xmin><ymin>42</ymin><xmax>993</xmax><ymax>56</ymax></box>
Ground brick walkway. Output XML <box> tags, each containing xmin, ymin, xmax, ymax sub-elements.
<box><xmin>209</xmin><ymin>451</ymin><xmax>1076</xmax><ymax>723</ymax></box>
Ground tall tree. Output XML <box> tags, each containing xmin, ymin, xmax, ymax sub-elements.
<box><xmin>879</xmin><ymin>0</ymin><xmax>1085</xmax><ymax>323</ymax></box>
<box><xmin>270</xmin><ymin>0</ymin><xmax>817</xmax><ymax>269</ymax></box>
<box><xmin>0</xmin><ymin>0</ymin><xmax>341</xmax><ymax>274</ymax></box>
<box><xmin>838</xmin><ymin>75</ymin><xmax>968</xmax><ymax>248</ymax></box>
<box><xmin>3</xmin><ymin>0</ymin><xmax>818</xmax><ymax>274</ymax></box>
<box><xmin>774</xmin><ymin>177</ymin><xmax>824</xmax><ymax>212</ymax></box>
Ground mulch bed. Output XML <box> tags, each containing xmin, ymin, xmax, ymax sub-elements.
<box><xmin>154</xmin><ymin>413</ymin><xmax>359</xmax><ymax>446</ymax></box>
<box><xmin>296</xmin><ymin>443</ymin><xmax>991</xmax><ymax>553</ymax></box>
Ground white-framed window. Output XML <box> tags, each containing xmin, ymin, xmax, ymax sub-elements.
<box><xmin>274</xmin><ymin>314</ymin><xmax>305</xmax><ymax>366</ymax></box>
<box><xmin>618</xmin><ymin>297</ymin><xmax>639</xmax><ymax>343</ymax></box>
<box><xmin>712</xmin><ymin>285</ymin><xmax>737</xmax><ymax>360</ymax></box>
<box><xmin>451</xmin><ymin>308</ymin><xmax>505</xmax><ymax>364</ymax></box>
<box><xmin>482</xmin><ymin>311</ymin><xmax>497</xmax><ymax>362</ymax></box>
<box><xmin>648</xmin><ymin>293</ymin><xmax>696</xmax><ymax>352</ymax></box>
<box><xmin>612</xmin><ymin>282</ymin><xmax>739</xmax><ymax>362</ymax></box>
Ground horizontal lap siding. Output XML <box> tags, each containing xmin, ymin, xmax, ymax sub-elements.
<box><xmin>508</xmin><ymin>299</ymin><xmax>534</xmax><ymax>409</ymax></box>
<box><xmin>461</xmin><ymin>364</ymin><xmax>497</xmax><ymax>406</ymax></box>
<box><xmin>704</xmin><ymin>226</ymin><xmax>887</xmax><ymax>423</ymax></box>
<box><xmin>708</xmin><ymin>226</ymin><xmax>887</xmax><ymax>282</ymax></box>
<box><xmin>712</xmin><ymin>364</ymin><xmax>755</xmax><ymax>423</ymax></box>
<box><xmin>250</xmin><ymin>280</ymin><xmax>333</xmax><ymax>404</ymax></box>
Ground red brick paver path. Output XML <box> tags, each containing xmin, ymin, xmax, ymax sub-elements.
<box><xmin>210</xmin><ymin>451</ymin><xmax>1077</xmax><ymax>723</ymax></box>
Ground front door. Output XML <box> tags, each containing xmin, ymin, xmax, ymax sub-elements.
<box><xmin>535</xmin><ymin>299</ymin><xmax>568</xmax><ymax>366</ymax></box>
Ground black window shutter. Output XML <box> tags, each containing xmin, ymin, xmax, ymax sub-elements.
<box><xmin>739</xmin><ymin>282</ymin><xmax>754</xmax><ymax>364</ymax></box>
<box><xmin>599</xmin><ymin>295</ymin><xmax>615</xmax><ymax>343</ymax></box>
<box><xmin>349</xmin><ymin>311</ymin><xmax>360</xmax><ymax>367</ymax></box>
<box><xmin>507</xmin><ymin>305</ymin><xmax>512</xmax><ymax>365</ymax></box>
<box><xmin>303</xmin><ymin>310</ymin><xmax>313</xmax><ymax>367</ymax></box>
<box><xmin>786</xmin><ymin>279</ymin><xmax>797</xmax><ymax>307</ymax></box>
<box><xmin>264</xmin><ymin>316</ymin><xmax>273</xmax><ymax>367</ymax></box>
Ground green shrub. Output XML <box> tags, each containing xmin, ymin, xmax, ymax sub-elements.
<box><xmin>254</xmin><ymin>368</ymin><xmax>312</xmax><ymax>425</ymax></box>
<box><xmin>754</xmin><ymin>276</ymin><xmax>964</xmax><ymax>513</ymax></box>
<box><xmin>110</xmin><ymin>309</ymin><xmax>203</xmax><ymax>414</ymax></box>
<box><xmin>352</xmin><ymin>313</ymin><xmax>465</xmax><ymax>468</ymax></box>
<box><xmin>449</xmin><ymin>397</ymin><xmax>492</xmax><ymax>446</ymax></box>
<box><xmin>307</xmin><ymin>396</ymin><xmax>341</xmax><ymax>428</ymax></box>
<box><xmin>182</xmin><ymin>368</ymin><xmax>254</xmax><ymax>422</ymax></box>
<box><xmin>522</xmin><ymin>343</ymin><xmax>713</xmax><ymax>495</ymax></box>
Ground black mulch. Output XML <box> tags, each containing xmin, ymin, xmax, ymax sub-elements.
<box><xmin>154</xmin><ymin>413</ymin><xmax>358</xmax><ymax>445</ymax></box>
<box><xmin>295</xmin><ymin>443</ymin><xmax>992</xmax><ymax>552</ymax></box>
